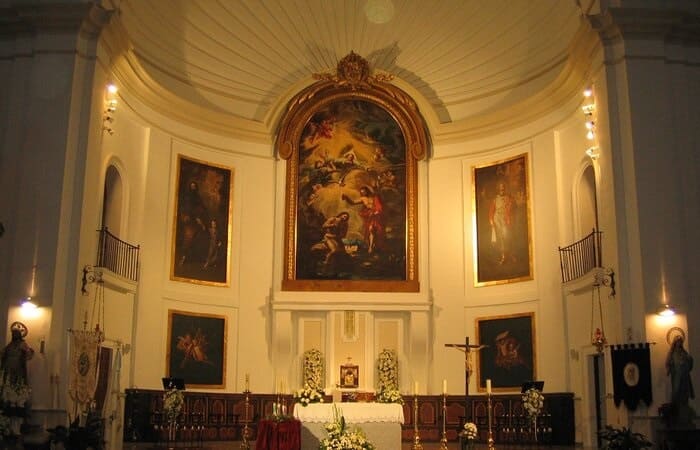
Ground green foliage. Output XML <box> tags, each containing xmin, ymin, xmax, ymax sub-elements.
<box><xmin>599</xmin><ymin>425</ymin><xmax>652</xmax><ymax>450</ymax></box>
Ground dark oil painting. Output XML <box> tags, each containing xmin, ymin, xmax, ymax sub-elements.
<box><xmin>171</xmin><ymin>155</ymin><xmax>232</xmax><ymax>286</ymax></box>
<box><xmin>166</xmin><ymin>310</ymin><xmax>227</xmax><ymax>388</ymax></box>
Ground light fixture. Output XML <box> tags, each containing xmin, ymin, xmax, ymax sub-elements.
<box><xmin>21</xmin><ymin>297</ymin><xmax>37</xmax><ymax>310</ymax></box>
<box><xmin>583</xmin><ymin>87</ymin><xmax>593</xmax><ymax>97</ymax></box>
<box><xmin>586</xmin><ymin>146</ymin><xmax>600</xmax><ymax>160</ymax></box>
<box><xmin>657</xmin><ymin>304</ymin><xmax>676</xmax><ymax>317</ymax></box>
<box><xmin>582</xmin><ymin>104</ymin><xmax>595</xmax><ymax>115</ymax></box>
<box><xmin>103</xmin><ymin>83</ymin><xmax>118</xmax><ymax>135</ymax></box>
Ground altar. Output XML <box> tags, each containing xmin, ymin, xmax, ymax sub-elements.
<box><xmin>293</xmin><ymin>402</ymin><xmax>404</xmax><ymax>450</ymax></box>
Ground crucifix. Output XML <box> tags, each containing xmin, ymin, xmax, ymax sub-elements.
<box><xmin>445</xmin><ymin>337</ymin><xmax>486</xmax><ymax>423</ymax></box>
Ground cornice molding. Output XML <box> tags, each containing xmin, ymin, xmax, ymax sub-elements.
<box><xmin>0</xmin><ymin>2</ymin><xmax>112</xmax><ymax>37</ymax></box>
<box><xmin>588</xmin><ymin>7</ymin><xmax>700</xmax><ymax>44</ymax></box>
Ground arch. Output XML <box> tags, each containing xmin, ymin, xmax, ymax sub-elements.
<box><xmin>571</xmin><ymin>159</ymin><xmax>599</xmax><ymax>239</ymax></box>
<box><xmin>100</xmin><ymin>157</ymin><xmax>129</xmax><ymax>238</ymax></box>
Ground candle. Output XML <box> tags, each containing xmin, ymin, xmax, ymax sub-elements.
<box><xmin>245</xmin><ymin>373</ymin><xmax>250</xmax><ymax>391</ymax></box>
<box><xmin>443</xmin><ymin>379</ymin><xmax>447</xmax><ymax>394</ymax></box>
<box><xmin>414</xmin><ymin>381</ymin><xmax>419</xmax><ymax>395</ymax></box>
<box><xmin>486</xmin><ymin>379</ymin><xmax>492</xmax><ymax>394</ymax></box>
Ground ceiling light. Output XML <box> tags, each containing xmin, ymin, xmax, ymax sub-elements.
<box><xmin>657</xmin><ymin>304</ymin><xmax>676</xmax><ymax>317</ymax></box>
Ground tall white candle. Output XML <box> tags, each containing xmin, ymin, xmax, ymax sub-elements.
<box><xmin>443</xmin><ymin>379</ymin><xmax>447</xmax><ymax>394</ymax></box>
<box><xmin>486</xmin><ymin>379</ymin><xmax>492</xmax><ymax>394</ymax></box>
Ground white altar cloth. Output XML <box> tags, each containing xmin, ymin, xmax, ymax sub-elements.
<box><xmin>294</xmin><ymin>403</ymin><xmax>404</xmax><ymax>450</ymax></box>
<box><xmin>294</xmin><ymin>402</ymin><xmax>404</xmax><ymax>423</ymax></box>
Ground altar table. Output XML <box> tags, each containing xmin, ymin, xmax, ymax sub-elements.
<box><xmin>255</xmin><ymin>419</ymin><xmax>301</xmax><ymax>450</ymax></box>
<box><xmin>293</xmin><ymin>403</ymin><xmax>404</xmax><ymax>450</ymax></box>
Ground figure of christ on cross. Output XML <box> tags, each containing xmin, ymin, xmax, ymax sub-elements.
<box><xmin>445</xmin><ymin>337</ymin><xmax>487</xmax><ymax>423</ymax></box>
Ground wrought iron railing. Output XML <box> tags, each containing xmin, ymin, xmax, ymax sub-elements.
<box><xmin>558</xmin><ymin>229</ymin><xmax>602</xmax><ymax>283</ymax></box>
<box><xmin>96</xmin><ymin>227</ymin><xmax>140</xmax><ymax>281</ymax></box>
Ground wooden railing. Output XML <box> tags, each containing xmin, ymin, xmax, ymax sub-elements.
<box><xmin>97</xmin><ymin>227</ymin><xmax>140</xmax><ymax>281</ymax></box>
<box><xmin>558</xmin><ymin>229</ymin><xmax>602</xmax><ymax>283</ymax></box>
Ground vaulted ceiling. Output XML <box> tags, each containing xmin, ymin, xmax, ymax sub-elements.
<box><xmin>110</xmin><ymin>0</ymin><xmax>592</xmax><ymax>142</ymax></box>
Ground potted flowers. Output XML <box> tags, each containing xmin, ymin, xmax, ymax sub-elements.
<box><xmin>598</xmin><ymin>425</ymin><xmax>652</xmax><ymax>449</ymax></box>
<box><xmin>460</xmin><ymin>422</ymin><xmax>478</xmax><ymax>449</ymax></box>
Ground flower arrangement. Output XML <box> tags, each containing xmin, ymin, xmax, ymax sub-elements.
<box><xmin>376</xmin><ymin>349</ymin><xmax>403</xmax><ymax>404</ymax></box>
<box><xmin>0</xmin><ymin>379</ymin><xmax>31</xmax><ymax>409</ymax></box>
<box><xmin>521</xmin><ymin>387</ymin><xmax>544</xmax><ymax>423</ymax></box>
<box><xmin>320</xmin><ymin>405</ymin><xmax>375</xmax><ymax>450</ymax></box>
<box><xmin>302</xmin><ymin>348</ymin><xmax>324</xmax><ymax>391</ymax></box>
<box><xmin>293</xmin><ymin>383</ymin><xmax>324</xmax><ymax>407</ymax></box>
<box><xmin>460</xmin><ymin>422</ymin><xmax>478</xmax><ymax>440</ymax></box>
<box><xmin>162</xmin><ymin>388</ymin><xmax>184</xmax><ymax>423</ymax></box>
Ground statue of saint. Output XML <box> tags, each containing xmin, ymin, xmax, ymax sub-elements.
<box><xmin>1</xmin><ymin>327</ymin><xmax>35</xmax><ymax>386</ymax></box>
<box><xmin>665</xmin><ymin>335</ymin><xmax>695</xmax><ymax>426</ymax></box>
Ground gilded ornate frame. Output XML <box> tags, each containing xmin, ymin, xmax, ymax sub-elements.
<box><xmin>277</xmin><ymin>52</ymin><xmax>428</xmax><ymax>292</ymax></box>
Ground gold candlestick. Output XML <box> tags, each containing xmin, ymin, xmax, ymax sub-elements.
<box><xmin>439</xmin><ymin>392</ymin><xmax>449</xmax><ymax>450</ymax></box>
<box><xmin>487</xmin><ymin>391</ymin><xmax>495</xmax><ymax>450</ymax></box>
<box><xmin>412</xmin><ymin>393</ymin><xmax>424</xmax><ymax>450</ymax></box>
<box><xmin>240</xmin><ymin>388</ymin><xmax>251</xmax><ymax>450</ymax></box>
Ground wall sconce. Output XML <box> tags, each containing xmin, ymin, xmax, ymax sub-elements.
<box><xmin>103</xmin><ymin>83</ymin><xmax>118</xmax><ymax>135</ymax></box>
<box><xmin>21</xmin><ymin>296</ymin><xmax>37</xmax><ymax>310</ymax></box>
<box><xmin>656</xmin><ymin>304</ymin><xmax>676</xmax><ymax>317</ymax></box>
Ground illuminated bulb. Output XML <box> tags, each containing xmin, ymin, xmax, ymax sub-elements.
<box><xmin>657</xmin><ymin>304</ymin><xmax>676</xmax><ymax>317</ymax></box>
<box><xmin>21</xmin><ymin>297</ymin><xmax>37</xmax><ymax>310</ymax></box>
<box><xmin>586</xmin><ymin>130</ymin><xmax>595</xmax><ymax>140</ymax></box>
<box><xmin>585</xmin><ymin>121</ymin><xmax>595</xmax><ymax>130</ymax></box>
<box><xmin>583</xmin><ymin>87</ymin><xmax>593</xmax><ymax>97</ymax></box>
<box><xmin>107</xmin><ymin>84</ymin><xmax>118</xmax><ymax>94</ymax></box>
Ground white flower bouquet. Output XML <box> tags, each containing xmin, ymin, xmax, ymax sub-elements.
<box><xmin>293</xmin><ymin>383</ymin><xmax>325</xmax><ymax>407</ymax></box>
<box><xmin>460</xmin><ymin>421</ymin><xmax>478</xmax><ymax>440</ymax></box>
<box><xmin>0</xmin><ymin>381</ymin><xmax>31</xmax><ymax>408</ymax></box>
<box><xmin>303</xmin><ymin>348</ymin><xmax>324</xmax><ymax>391</ymax></box>
<box><xmin>320</xmin><ymin>405</ymin><xmax>375</xmax><ymax>450</ymax></box>
<box><xmin>163</xmin><ymin>388</ymin><xmax>184</xmax><ymax>423</ymax></box>
<box><xmin>376</xmin><ymin>349</ymin><xmax>403</xmax><ymax>404</ymax></box>
<box><xmin>521</xmin><ymin>387</ymin><xmax>544</xmax><ymax>423</ymax></box>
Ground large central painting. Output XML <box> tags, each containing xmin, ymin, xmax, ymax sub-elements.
<box><xmin>294</xmin><ymin>100</ymin><xmax>407</xmax><ymax>282</ymax></box>
<box><xmin>278</xmin><ymin>52</ymin><xmax>427</xmax><ymax>292</ymax></box>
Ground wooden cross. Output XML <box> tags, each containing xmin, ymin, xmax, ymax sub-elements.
<box><xmin>445</xmin><ymin>337</ymin><xmax>487</xmax><ymax>422</ymax></box>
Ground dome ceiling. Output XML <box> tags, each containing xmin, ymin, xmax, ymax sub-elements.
<box><xmin>115</xmin><ymin>0</ymin><xmax>585</xmax><ymax>136</ymax></box>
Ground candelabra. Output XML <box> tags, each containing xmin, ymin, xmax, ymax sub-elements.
<box><xmin>411</xmin><ymin>393</ymin><xmax>424</xmax><ymax>450</ymax></box>
<box><xmin>487</xmin><ymin>392</ymin><xmax>495</xmax><ymax>450</ymax></box>
<box><xmin>240</xmin><ymin>388</ymin><xmax>251</xmax><ymax>450</ymax></box>
<box><xmin>439</xmin><ymin>392</ymin><xmax>449</xmax><ymax>450</ymax></box>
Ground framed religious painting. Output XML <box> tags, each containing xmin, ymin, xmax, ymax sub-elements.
<box><xmin>475</xmin><ymin>312</ymin><xmax>536</xmax><ymax>391</ymax></box>
<box><xmin>170</xmin><ymin>155</ymin><xmax>233</xmax><ymax>286</ymax></box>
<box><xmin>166</xmin><ymin>309</ymin><xmax>227</xmax><ymax>389</ymax></box>
<box><xmin>472</xmin><ymin>153</ymin><xmax>533</xmax><ymax>286</ymax></box>
<box><xmin>340</xmin><ymin>363</ymin><xmax>359</xmax><ymax>388</ymax></box>
<box><xmin>277</xmin><ymin>52</ymin><xmax>428</xmax><ymax>292</ymax></box>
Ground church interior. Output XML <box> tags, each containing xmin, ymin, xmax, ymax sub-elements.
<box><xmin>0</xmin><ymin>1</ymin><xmax>699</xmax><ymax>449</ymax></box>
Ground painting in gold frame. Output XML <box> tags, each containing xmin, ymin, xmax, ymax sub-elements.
<box><xmin>475</xmin><ymin>312</ymin><xmax>536</xmax><ymax>392</ymax></box>
<box><xmin>277</xmin><ymin>52</ymin><xmax>428</xmax><ymax>292</ymax></box>
<box><xmin>472</xmin><ymin>153</ymin><xmax>533</xmax><ymax>286</ymax></box>
<box><xmin>170</xmin><ymin>154</ymin><xmax>233</xmax><ymax>286</ymax></box>
<box><xmin>166</xmin><ymin>309</ymin><xmax>227</xmax><ymax>389</ymax></box>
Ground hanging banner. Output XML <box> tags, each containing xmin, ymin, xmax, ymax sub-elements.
<box><xmin>611</xmin><ymin>343</ymin><xmax>652</xmax><ymax>410</ymax></box>
<box><xmin>68</xmin><ymin>329</ymin><xmax>104</xmax><ymax>405</ymax></box>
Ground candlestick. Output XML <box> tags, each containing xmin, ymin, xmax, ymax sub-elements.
<box><xmin>245</xmin><ymin>373</ymin><xmax>250</xmax><ymax>392</ymax></box>
<box><xmin>439</xmin><ymin>391</ymin><xmax>449</xmax><ymax>450</ymax></box>
<box><xmin>411</xmin><ymin>391</ymin><xmax>424</xmax><ymax>450</ymax></box>
<box><xmin>240</xmin><ymin>389</ymin><xmax>251</xmax><ymax>450</ymax></box>
<box><xmin>487</xmin><ymin>390</ymin><xmax>495</xmax><ymax>450</ymax></box>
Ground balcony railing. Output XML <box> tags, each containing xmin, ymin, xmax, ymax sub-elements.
<box><xmin>558</xmin><ymin>229</ymin><xmax>602</xmax><ymax>283</ymax></box>
<box><xmin>97</xmin><ymin>227</ymin><xmax>140</xmax><ymax>281</ymax></box>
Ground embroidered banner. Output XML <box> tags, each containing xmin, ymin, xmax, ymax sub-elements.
<box><xmin>68</xmin><ymin>330</ymin><xmax>104</xmax><ymax>405</ymax></box>
<box><xmin>611</xmin><ymin>343</ymin><xmax>652</xmax><ymax>410</ymax></box>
